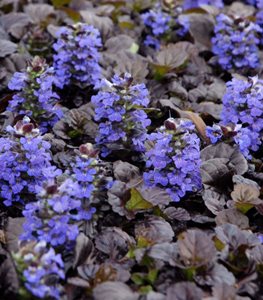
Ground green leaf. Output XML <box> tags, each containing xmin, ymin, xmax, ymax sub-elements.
<box><xmin>51</xmin><ymin>0</ymin><xmax>71</xmax><ymax>8</ymax></box>
<box><xmin>183</xmin><ymin>7</ymin><xmax>207</xmax><ymax>14</ymax></box>
<box><xmin>126</xmin><ymin>248</ymin><xmax>135</xmax><ymax>259</ymax></box>
<box><xmin>137</xmin><ymin>236</ymin><xmax>151</xmax><ymax>248</ymax></box>
<box><xmin>68</xmin><ymin>129</ymin><xmax>82</xmax><ymax>138</ymax></box>
<box><xmin>131</xmin><ymin>273</ymin><xmax>145</xmax><ymax>285</ymax></box>
<box><xmin>152</xmin><ymin>65</ymin><xmax>170</xmax><ymax>80</ymax></box>
<box><xmin>129</xmin><ymin>42</ymin><xmax>139</xmax><ymax>54</ymax></box>
<box><xmin>119</xmin><ymin>21</ymin><xmax>135</xmax><ymax>30</ymax></box>
<box><xmin>60</xmin><ymin>7</ymin><xmax>81</xmax><ymax>22</ymax></box>
<box><xmin>147</xmin><ymin>269</ymin><xmax>158</xmax><ymax>284</ymax></box>
<box><xmin>139</xmin><ymin>285</ymin><xmax>153</xmax><ymax>294</ymax></box>
<box><xmin>183</xmin><ymin>267</ymin><xmax>196</xmax><ymax>281</ymax></box>
<box><xmin>125</xmin><ymin>188</ymin><xmax>153</xmax><ymax>211</ymax></box>
<box><xmin>213</xmin><ymin>237</ymin><xmax>225</xmax><ymax>251</ymax></box>
<box><xmin>235</xmin><ymin>202</ymin><xmax>254</xmax><ymax>214</ymax></box>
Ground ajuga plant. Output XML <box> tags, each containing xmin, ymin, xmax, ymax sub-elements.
<box><xmin>143</xmin><ymin>118</ymin><xmax>202</xmax><ymax>202</ymax></box>
<box><xmin>91</xmin><ymin>73</ymin><xmax>151</xmax><ymax>157</ymax></box>
<box><xmin>69</xmin><ymin>143</ymin><xmax>99</xmax><ymax>214</ymax></box>
<box><xmin>183</xmin><ymin>0</ymin><xmax>224</xmax><ymax>9</ymax></box>
<box><xmin>212</xmin><ymin>14</ymin><xmax>262</xmax><ymax>73</ymax></box>
<box><xmin>21</xmin><ymin>178</ymin><xmax>92</xmax><ymax>248</ymax></box>
<box><xmin>7</xmin><ymin>56</ymin><xmax>62</xmax><ymax>133</ymax></box>
<box><xmin>70</xmin><ymin>143</ymin><xmax>113</xmax><ymax>207</ymax></box>
<box><xmin>141</xmin><ymin>4</ymin><xmax>189</xmax><ymax>50</ymax></box>
<box><xmin>53</xmin><ymin>23</ymin><xmax>102</xmax><ymax>89</ymax></box>
<box><xmin>141</xmin><ymin>5</ymin><xmax>171</xmax><ymax>50</ymax></box>
<box><xmin>0</xmin><ymin>117</ymin><xmax>60</xmax><ymax>207</ymax></box>
<box><xmin>221</xmin><ymin>76</ymin><xmax>263</xmax><ymax>158</ymax></box>
<box><xmin>13</xmin><ymin>241</ymin><xmax>64</xmax><ymax>300</ymax></box>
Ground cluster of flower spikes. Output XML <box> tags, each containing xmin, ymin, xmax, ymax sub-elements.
<box><xmin>7</xmin><ymin>56</ymin><xmax>62</xmax><ymax>133</ymax></box>
<box><xmin>183</xmin><ymin>0</ymin><xmax>224</xmax><ymax>9</ymax></box>
<box><xmin>141</xmin><ymin>4</ymin><xmax>189</xmax><ymax>50</ymax></box>
<box><xmin>143</xmin><ymin>118</ymin><xmax>202</xmax><ymax>202</ymax></box>
<box><xmin>13</xmin><ymin>240</ymin><xmax>64</xmax><ymax>300</ymax></box>
<box><xmin>53</xmin><ymin>22</ymin><xmax>102</xmax><ymax>89</ymax></box>
<box><xmin>21</xmin><ymin>177</ymin><xmax>92</xmax><ymax>248</ymax></box>
<box><xmin>221</xmin><ymin>76</ymin><xmax>263</xmax><ymax>158</ymax></box>
<box><xmin>91</xmin><ymin>73</ymin><xmax>151</xmax><ymax>157</ymax></box>
<box><xmin>0</xmin><ymin>117</ymin><xmax>60</xmax><ymax>207</ymax></box>
<box><xmin>212</xmin><ymin>14</ymin><xmax>262</xmax><ymax>73</ymax></box>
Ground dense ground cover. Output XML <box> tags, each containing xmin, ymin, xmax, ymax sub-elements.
<box><xmin>0</xmin><ymin>0</ymin><xmax>262</xmax><ymax>299</ymax></box>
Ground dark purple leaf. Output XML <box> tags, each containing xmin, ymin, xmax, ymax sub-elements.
<box><xmin>93</xmin><ymin>281</ymin><xmax>139</xmax><ymax>300</ymax></box>
<box><xmin>80</xmin><ymin>10</ymin><xmax>113</xmax><ymax>38</ymax></box>
<box><xmin>53</xmin><ymin>105</ymin><xmax>97</xmax><ymax>143</ymax></box>
<box><xmin>215</xmin><ymin>208</ymin><xmax>249</xmax><ymax>229</ymax></box>
<box><xmin>228</xmin><ymin>2</ymin><xmax>255</xmax><ymax>18</ymax></box>
<box><xmin>230</xmin><ymin>184</ymin><xmax>262</xmax><ymax>213</ymax></box>
<box><xmin>166</xmin><ymin>282</ymin><xmax>203</xmax><ymax>300</ymax></box>
<box><xmin>113</xmin><ymin>52</ymin><xmax>149</xmax><ymax>83</ymax></box>
<box><xmin>113</xmin><ymin>161</ymin><xmax>140</xmax><ymax>182</ymax></box>
<box><xmin>146</xmin><ymin>291</ymin><xmax>165</xmax><ymax>300</ymax></box>
<box><xmin>210</xmin><ymin>283</ymin><xmax>250</xmax><ymax>300</ymax></box>
<box><xmin>95</xmin><ymin>227</ymin><xmax>135</xmax><ymax>259</ymax></box>
<box><xmin>0</xmin><ymin>246</ymin><xmax>19</xmax><ymax>299</ymax></box>
<box><xmin>73</xmin><ymin>233</ymin><xmax>94</xmax><ymax>269</ymax></box>
<box><xmin>164</xmin><ymin>207</ymin><xmax>191</xmax><ymax>221</ymax></box>
<box><xmin>202</xmin><ymin>187</ymin><xmax>226</xmax><ymax>215</ymax></box>
<box><xmin>135</xmin><ymin>216</ymin><xmax>174</xmax><ymax>245</ymax></box>
<box><xmin>176</xmin><ymin>229</ymin><xmax>217</xmax><ymax>268</ymax></box>
<box><xmin>24</xmin><ymin>4</ymin><xmax>55</xmax><ymax>24</ymax></box>
<box><xmin>134</xmin><ymin>184</ymin><xmax>171</xmax><ymax>207</ymax></box>
<box><xmin>201</xmin><ymin>143</ymin><xmax>248</xmax><ymax>175</ymax></box>
<box><xmin>201</xmin><ymin>143</ymin><xmax>248</xmax><ymax>187</ymax></box>
<box><xmin>5</xmin><ymin>217</ymin><xmax>24</xmax><ymax>253</ymax></box>
<box><xmin>148</xmin><ymin>242</ymin><xmax>178</xmax><ymax>263</ymax></box>
<box><xmin>0</xmin><ymin>40</ymin><xmax>17</xmax><ymax>58</ymax></box>
<box><xmin>195</xmin><ymin>263</ymin><xmax>235</xmax><ymax>286</ymax></box>
<box><xmin>247</xmin><ymin>245</ymin><xmax>263</xmax><ymax>264</ymax></box>
<box><xmin>151</xmin><ymin>44</ymin><xmax>189</xmax><ymax>77</ymax></box>
<box><xmin>215</xmin><ymin>224</ymin><xmax>260</xmax><ymax>253</ymax></box>
<box><xmin>187</xmin><ymin>13</ymin><xmax>215</xmax><ymax>50</ymax></box>
<box><xmin>0</xmin><ymin>13</ymin><xmax>31</xmax><ymax>39</ymax></box>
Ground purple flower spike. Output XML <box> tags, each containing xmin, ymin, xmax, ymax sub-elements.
<box><xmin>92</xmin><ymin>73</ymin><xmax>151</xmax><ymax>157</ymax></box>
<box><xmin>53</xmin><ymin>23</ymin><xmax>102</xmax><ymax>88</ymax></box>
<box><xmin>144</xmin><ymin>118</ymin><xmax>202</xmax><ymax>202</ymax></box>
<box><xmin>221</xmin><ymin>76</ymin><xmax>263</xmax><ymax>158</ymax></box>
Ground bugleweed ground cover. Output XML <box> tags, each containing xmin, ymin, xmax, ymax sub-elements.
<box><xmin>0</xmin><ymin>0</ymin><xmax>262</xmax><ymax>299</ymax></box>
